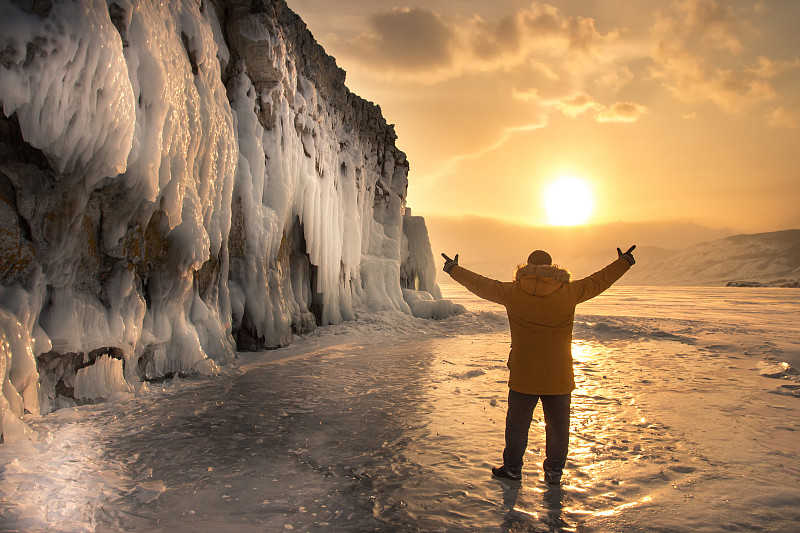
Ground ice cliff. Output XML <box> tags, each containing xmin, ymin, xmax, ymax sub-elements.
<box><xmin>0</xmin><ymin>0</ymin><xmax>447</xmax><ymax>441</ymax></box>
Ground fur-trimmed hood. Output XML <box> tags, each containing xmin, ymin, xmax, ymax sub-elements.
<box><xmin>514</xmin><ymin>264</ymin><xmax>571</xmax><ymax>296</ymax></box>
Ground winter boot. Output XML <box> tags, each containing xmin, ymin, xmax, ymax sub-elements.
<box><xmin>492</xmin><ymin>464</ymin><xmax>522</xmax><ymax>481</ymax></box>
<box><xmin>543</xmin><ymin>458</ymin><xmax>565</xmax><ymax>485</ymax></box>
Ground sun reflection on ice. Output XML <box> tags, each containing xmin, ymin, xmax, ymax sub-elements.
<box><xmin>517</xmin><ymin>338</ymin><xmax>663</xmax><ymax>528</ymax></box>
<box><xmin>570</xmin><ymin>340</ymin><xmax>596</xmax><ymax>362</ymax></box>
<box><xmin>593</xmin><ymin>495</ymin><xmax>653</xmax><ymax>517</ymax></box>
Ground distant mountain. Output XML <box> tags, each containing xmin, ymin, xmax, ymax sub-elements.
<box><xmin>622</xmin><ymin>229</ymin><xmax>800</xmax><ymax>286</ymax></box>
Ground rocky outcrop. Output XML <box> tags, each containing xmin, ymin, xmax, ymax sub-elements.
<box><xmin>726</xmin><ymin>280</ymin><xmax>800</xmax><ymax>288</ymax></box>
<box><xmin>0</xmin><ymin>0</ymin><xmax>440</xmax><ymax>439</ymax></box>
<box><xmin>623</xmin><ymin>229</ymin><xmax>800</xmax><ymax>286</ymax></box>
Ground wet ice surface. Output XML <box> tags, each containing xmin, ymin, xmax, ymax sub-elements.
<box><xmin>2</xmin><ymin>286</ymin><xmax>800</xmax><ymax>532</ymax></box>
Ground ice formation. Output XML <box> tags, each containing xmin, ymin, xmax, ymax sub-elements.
<box><xmin>0</xmin><ymin>0</ymin><xmax>447</xmax><ymax>440</ymax></box>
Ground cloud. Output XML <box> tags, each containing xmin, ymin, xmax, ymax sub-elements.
<box><xmin>550</xmin><ymin>93</ymin><xmax>646</xmax><ymax>123</ymax></box>
<box><xmin>512</xmin><ymin>88</ymin><xmax>539</xmax><ymax>102</ymax></box>
<box><xmin>529</xmin><ymin>60</ymin><xmax>562</xmax><ymax>81</ymax></box>
<box><xmin>593</xmin><ymin>66</ymin><xmax>634</xmax><ymax>90</ymax></box>
<box><xmin>339</xmin><ymin>3</ymin><xmax>633</xmax><ymax>166</ymax></box>
<box><xmin>347</xmin><ymin>7</ymin><xmax>455</xmax><ymax>71</ymax></box>
<box><xmin>766</xmin><ymin>107</ymin><xmax>798</xmax><ymax>129</ymax></box>
<box><xmin>327</xmin><ymin>0</ymin><xmax>794</xmax><ymax>192</ymax></box>
<box><xmin>747</xmin><ymin>56</ymin><xmax>800</xmax><ymax>78</ymax></box>
<box><xmin>470</xmin><ymin>13</ymin><xmax>524</xmax><ymax>61</ymax></box>
<box><xmin>319</xmin><ymin>0</ymin><xmax>796</xmax><ymax>123</ymax></box>
<box><xmin>554</xmin><ymin>93</ymin><xmax>601</xmax><ymax>117</ymax></box>
<box><xmin>648</xmin><ymin>0</ymin><xmax>779</xmax><ymax>113</ymax></box>
<box><xmin>468</xmin><ymin>3</ymin><xmax>601</xmax><ymax>62</ymax></box>
<box><xmin>564</xmin><ymin>15</ymin><xmax>605</xmax><ymax>53</ymax></box>
<box><xmin>343</xmin><ymin>2</ymin><xmax>616</xmax><ymax>80</ymax></box>
<box><xmin>672</xmin><ymin>0</ymin><xmax>745</xmax><ymax>53</ymax></box>
<box><xmin>595</xmin><ymin>101</ymin><xmax>648</xmax><ymax>122</ymax></box>
<box><xmin>651</xmin><ymin>58</ymin><xmax>777</xmax><ymax>113</ymax></box>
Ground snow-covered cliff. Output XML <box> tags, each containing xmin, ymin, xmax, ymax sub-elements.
<box><xmin>0</xmin><ymin>0</ymin><xmax>445</xmax><ymax>441</ymax></box>
<box><xmin>622</xmin><ymin>229</ymin><xmax>800</xmax><ymax>286</ymax></box>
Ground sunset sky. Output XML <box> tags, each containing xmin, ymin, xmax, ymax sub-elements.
<box><xmin>286</xmin><ymin>0</ymin><xmax>800</xmax><ymax>259</ymax></box>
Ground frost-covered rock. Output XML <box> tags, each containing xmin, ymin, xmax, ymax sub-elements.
<box><xmin>402</xmin><ymin>289</ymin><xmax>466</xmax><ymax>320</ymax></box>
<box><xmin>401</xmin><ymin>209</ymin><xmax>442</xmax><ymax>299</ymax></box>
<box><xmin>73</xmin><ymin>354</ymin><xmax>133</xmax><ymax>401</ymax></box>
<box><xmin>0</xmin><ymin>309</ymin><xmax>39</xmax><ymax>442</ymax></box>
<box><xmin>0</xmin><ymin>0</ymin><xmax>444</xmax><ymax>437</ymax></box>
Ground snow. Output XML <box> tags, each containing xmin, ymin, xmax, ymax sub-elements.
<box><xmin>0</xmin><ymin>285</ymin><xmax>798</xmax><ymax>531</ymax></box>
<box><xmin>0</xmin><ymin>0</ymin><xmax>452</xmax><ymax>438</ymax></box>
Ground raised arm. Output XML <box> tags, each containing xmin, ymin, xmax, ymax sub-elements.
<box><xmin>442</xmin><ymin>253</ymin><xmax>507</xmax><ymax>305</ymax></box>
<box><xmin>572</xmin><ymin>246</ymin><xmax>636</xmax><ymax>304</ymax></box>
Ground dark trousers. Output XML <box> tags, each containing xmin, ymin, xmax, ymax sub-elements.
<box><xmin>502</xmin><ymin>389</ymin><xmax>571</xmax><ymax>472</ymax></box>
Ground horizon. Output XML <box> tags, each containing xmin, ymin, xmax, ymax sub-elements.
<box><xmin>421</xmin><ymin>212</ymin><xmax>743</xmax><ymax>280</ymax></box>
<box><xmin>288</xmin><ymin>0</ymin><xmax>800</xmax><ymax>243</ymax></box>
<box><xmin>421</xmin><ymin>213</ymin><xmax>800</xmax><ymax>282</ymax></box>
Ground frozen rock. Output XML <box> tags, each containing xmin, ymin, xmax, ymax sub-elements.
<box><xmin>0</xmin><ymin>0</ymin><xmax>443</xmax><ymax>434</ymax></box>
<box><xmin>0</xmin><ymin>309</ymin><xmax>39</xmax><ymax>441</ymax></box>
<box><xmin>756</xmin><ymin>361</ymin><xmax>798</xmax><ymax>379</ymax></box>
<box><xmin>401</xmin><ymin>210</ymin><xmax>442</xmax><ymax>299</ymax></box>
<box><xmin>73</xmin><ymin>354</ymin><xmax>133</xmax><ymax>401</ymax></box>
<box><xmin>402</xmin><ymin>289</ymin><xmax>465</xmax><ymax>320</ymax></box>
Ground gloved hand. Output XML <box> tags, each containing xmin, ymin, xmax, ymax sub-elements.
<box><xmin>441</xmin><ymin>253</ymin><xmax>459</xmax><ymax>273</ymax></box>
<box><xmin>617</xmin><ymin>245</ymin><xmax>636</xmax><ymax>265</ymax></box>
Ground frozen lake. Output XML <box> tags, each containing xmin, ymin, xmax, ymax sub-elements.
<box><xmin>1</xmin><ymin>284</ymin><xmax>799</xmax><ymax>532</ymax></box>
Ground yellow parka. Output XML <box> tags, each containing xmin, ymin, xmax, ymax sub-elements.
<box><xmin>447</xmin><ymin>256</ymin><xmax>631</xmax><ymax>395</ymax></box>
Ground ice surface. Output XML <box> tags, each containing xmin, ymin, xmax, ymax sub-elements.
<box><xmin>1</xmin><ymin>286</ymin><xmax>798</xmax><ymax>531</ymax></box>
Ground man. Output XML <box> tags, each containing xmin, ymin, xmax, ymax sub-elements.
<box><xmin>441</xmin><ymin>246</ymin><xmax>636</xmax><ymax>484</ymax></box>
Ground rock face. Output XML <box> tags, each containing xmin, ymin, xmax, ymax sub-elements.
<box><xmin>0</xmin><ymin>0</ymin><xmax>441</xmax><ymax>438</ymax></box>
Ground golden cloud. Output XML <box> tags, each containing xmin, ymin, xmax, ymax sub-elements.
<box><xmin>648</xmin><ymin>0</ymin><xmax>779</xmax><ymax>113</ymax></box>
<box><xmin>554</xmin><ymin>93</ymin><xmax>601</xmax><ymax>117</ymax></box>
<box><xmin>342</xmin><ymin>2</ymin><xmax>616</xmax><ymax>81</ymax></box>
<box><xmin>550</xmin><ymin>93</ymin><xmax>646</xmax><ymax>123</ymax></box>
<box><xmin>351</xmin><ymin>7</ymin><xmax>455</xmax><ymax>71</ymax></box>
<box><xmin>595</xmin><ymin>102</ymin><xmax>648</xmax><ymax>123</ymax></box>
<box><xmin>329</xmin><ymin>0</ymin><xmax>793</xmax><ymax>122</ymax></box>
<box><xmin>766</xmin><ymin>107</ymin><xmax>799</xmax><ymax>129</ymax></box>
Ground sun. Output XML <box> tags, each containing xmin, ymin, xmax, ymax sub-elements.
<box><xmin>543</xmin><ymin>176</ymin><xmax>595</xmax><ymax>226</ymax></box>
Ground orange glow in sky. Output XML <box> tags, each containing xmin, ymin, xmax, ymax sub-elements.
<box><xmin>287</xmin><ymin>0</ymin><xmax>800</xmax><ymax>240</ymax></box>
